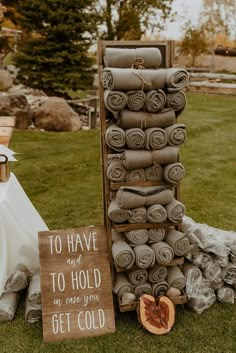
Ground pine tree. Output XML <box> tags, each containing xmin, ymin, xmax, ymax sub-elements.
<box><xmin>14</xmin><ymin>0</ymin><xmax>98</xmax><ymax>97</ymax></box>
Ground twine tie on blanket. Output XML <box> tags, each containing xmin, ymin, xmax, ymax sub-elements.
<box><xmin>132</xmin><ymin>57</ymin><xmax>144</xmax><ymax>69</ymax></box>
<box><xmin>153</xmin><ymin>161</ymin><xmax>161</xmax><ymax>169</ymax></box>
<box><xmin>131</xmin><ymin>66</ymin><xmax>151</xmax><ymax>91</ymax></box>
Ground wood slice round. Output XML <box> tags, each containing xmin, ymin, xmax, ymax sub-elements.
<box><xmin>137</xmin><ymin>294</ymin><xmax>175</xmax><ymax>335</ymax></box>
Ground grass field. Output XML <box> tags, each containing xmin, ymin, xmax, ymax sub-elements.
<box><xmin>0</xmin><ymin>93</ymin><xmax>235</xmax><ymax>353</ymax></box>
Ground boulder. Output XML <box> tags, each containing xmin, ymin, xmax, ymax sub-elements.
<box><xmin>34</xmin><ymin>97</ymin><xmax>82</xmax><ymax>131</ymax></box>
<box><xmin>0</xmin><ymin>93</ymin><xmax>33</xmax><ymax>129</ymax></box>
<box><xmin>0</xmin><ymin>70</ymin><xmax>13</xmax><ymax>91</ymax></box>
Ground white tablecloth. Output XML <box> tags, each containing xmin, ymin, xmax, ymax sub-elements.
<box><xmin>0</xmin><ymin>173</ymin><xmax>48</xmax><ymax>295</ymax></box>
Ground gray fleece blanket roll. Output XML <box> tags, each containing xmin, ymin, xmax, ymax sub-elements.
<box><xmin>166</xmin><ymin>199</ymin><xmax>185</xmax><ymax>223</ymax></box>
<box><xmin>107</xmin><ymin>158</ymin><xmax>126</xmax><ymax>182</ymax></box>
<box><xmin>104</xmin><ymin>90</ymin><xmax>128</xmax><ymax>118</ymax></box>
<box><xmin>145</xmin><ymin>165</ymin><xmax>163</xmax><ymax>181</ymax></box>
<box><xmin>116</xmin><ymin>186</ymin><xmax>174</xmax><ymax>209</ymax></box>
<box><xmin>146</xmin><ymin>204</ymin><xmax>168</xmax><ymax>223</ymax></box>
<box><xmin>123</xmin><ymin>147</ymin><xmax>179</xmax><ymax>170</ymax></box>
<box><xmin>163</xmin><ymin>162</ymin><xmax>185</xmax><ymax>184</ymax></box>
<box><xmin>165</xmin><ymin>90</ymin><xmax>187</xmax><ymax>116</ymax></box>
<box><xmin>118</xmin><ymin>108</ymin><xmax>176</xmax><ymax>130</ymax></box>
<box><xmin>144</xmin><ymin>89</ymin><xmax>166</xmax><ymax>113</ymax></box>
<box><xmin>125</xmin><ymin>128</ymin><xmax>146</xmax><ymax>149</ymax></box>
<box><xmin>112</xmin><ymin>240</ymin><xmax>135</xmax><ymax>269</ymax></box>
<box><xmin>127</xmin><ymin>90</ymin><xmax>146</xmax><ymax>111</ymax></box>
<box><xmin>108</xmin><ymin>199</ymin><xmax>131</xmax><ymax>223</ymax></box>
<box><xmin>145</xmin><ymin>127</ymin><xmax>167</xmax><ymax>150</ymax></box>
<box><xmin>103</xmin><ymin>47</ymin><xmax>162</xmax><ymax>69</ymax></box>
<box><xmin>0</xmin><ymin>292</ymin><xmax>20</xmax><ymax>322</ymax></box>
<box><xmin>127</xmin><ymin>268</ymin><xmax>148</xmax><ymax>286</ymax></box>
<box><xmin>165</xmin><ymin>228</ymin><xmax>190</xmax><ymax>256</ymax></box>
<box><xmin>148</xmin><ymin>228</ymin><xmax>167</xmax><ymax>243</ymax></box>
<box><xmin>133</xmin><ymin>244</ymin><xmax>156</xmax><ymax>269</ymax></box>
<box><xmin>105</xmin><ymin>124</ymin><xmax>126</xmax><ymax>152</ymax></box>
<box><xmin>125</xmin><ymin>229</ymin><xmax>149</xmax><ymax>246</ymax></box>
<box><xmin>113</xmin><ymin>273</ymin><xmax>133</xmax><ymax>299</ymax></box>
<box><xmin>148</xmin><ymin>265</ymin><xmax>168</xmax><ymax>283</ymax></box>
<box><xmin>128</xmin><ymin>207</ymin><xmax>147</xmax><ymax>224</ymax></box>
<box><xmin>102</xmin><ymin>67</ymin><xmax>188</xmax><ymax>91</ymax></box>
<box><xmin>167</xmin><ymin>266</ymin><xmax>186</xmax><ymax>290</ymax></box>
<box><xmin>152</xmin><ymin>280</ymin><xmax>168</xmax><ymax>297</ymax></box>
<box><xmin>134</xmin><ymin>282</ymin><xmax>152</xmax><ymax>298</ymax></box>
<box><xmin>151</xmin><ymin>241</ymin><xmax>174</xmax><ymax>265</ymax></box>
<box><xmin>126</xmin><ymin>168</ymin><xmax>146</xmax><ymax>182</ymax></box>
<box><xmin>165</xmin><ymin>124</ymin><xmax>186</xmax><ymax>146</ymax></box>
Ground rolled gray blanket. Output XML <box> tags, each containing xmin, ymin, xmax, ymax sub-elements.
<box><xmin>133</xmin><ymin>244</ymin><xmax>155</xmax><ymax>269</ymax></box>
<box><xmin>102</xmin><ymin>67</ymin><xmax>188</xmax><ymax>91</ymax></box>
<box><xmin>116</xmin><ymin>186</ymin><xmax>174</xmax><ymax>209</ymax></box>
<box><xmin>163</xmin><ymin>162</ymin><xmax>185</xmax><ymax>184</ymax></box>
<box><xmin>126</xmin><ymin>168</ymin><xmax>146</xmax><ymax>182</ymax></box>
<box><xmin>113</xmin><ymin>273</ymin><xmax>133</xmax><ymax>299</ymax></box>
<box><xmin>222</xmin><ymin>263</ymin><xmax>236</xmax><ymax>285</ymax></box>
<box><xmin>165</xmin><ymin>124</ymin><xmax>186</xmax><ymax>146</ymax></box>
<box><xmin>165</xmin><ymin>228</ymin><xmax>190</xmax><ymax>256</ymax></box>
<box><xmin>148</xmin><ymin>265</ymin><xmax>168</xmax><ymax>283</ymax></box>
<box><xmin>134</xmin><ymin>282</ymin><xmax>152</xmax><ymax>298</ymax></box>
<box><xmin>127</xmin><ymin>268</ymin><xmax>148</xmax><ymax>286</ymax></box>
<box><xmin>125</xmin><ymin>229</ymin><xmax>149</xmax><ymax>246</ymax></box>
<box><xmin>112</xmin><ymin>240</ymin><xmax>135</xmax><ymax>269</ymax></box>
<box><xmin>123</xmin><ymin>150</ymin><xmax>153</xmax><ymax>170</ymax></box>
<box><xmin>145</xmin><ymin>165</ymin><xmax>163</xmax><ymax>181</ymax></box>
<box><xmin>145</xmin><ymin>127</ymin><xmax>167</xmax><ymax>150</ymax></box>
<box><xmin>182</xmin><ymin>262</ymin><xmax>202</xmax><ymax>283</ymax></box>
<box><xmin>202</xmin><ymin>262</ymin><xmax>221</xmax><ymax>282</ymax></box>
<box><xmin>103</xmin><ymin>47</ymin><xmax>162</xmax><ymax>69</ymax></box>
<box><xmin>4</xmin><ymin>266</ymin><xmax>29</xmax><ymax>292</ymax></box>
<box><xmin>152</xmin><ymin>146</ymin><xmax>179</xmax><ymax>165</ymax></box>
<box><xmin>108</xmin><ymin>199</ymin><xmax>131</xmax><ymax>224</ymax></box>
<box><xmin>165</xmin><ymin>68</ymin><xmax>189</xmax><ymax>91</ymax></box>
<box><xmin>152</xmin><ymin>280</ymin><xmax>169</xmax><ymax>297</ymax></box>
<box><xmin>151</xmin><ymin>241</ymin><xmax>174</xmax><ymax>265</ymax></box>
<box><xmin>0</xmin><ymin>292</ymin><xmax>20</xmax><ymax>322</ymax></box>
<box><xmin>165</xmin><ymin>91</ymin><xmax>187</xmax><ymax>117</ymax></box>
<box><xmin>146</xmin><ymin>204</ymin><xmax>168</xmax><ymax>223</ymax></box>
<box><xmin>167</xmin><ymin>266</ymin><xmax>186</xmax><ymax>290</ymax></box>
<box><xmin>165</xmin><ymin>199</ymin><xmax>185</xmax><ymax>223</ymax></box>
<box><xmin>107</xmin><ymin>159</ymin><xmax>126</xmax><ymax>182</ymax></box>
<box><xmin>127</xmin><ymin>90</ymin><xmax>146</xmax><ymax>111</ymax></box>
<box><xmin>148</xmin><ymin>228</ymin><xmax>167</xmax><ymax>243</ymax></box>
<box><xmin>118</xmin><ymin>108</ymin><xmax>176</xmax><ymax>130</ymax></box>
<box><xmin>105</xmin><ymin>124</ymin><xmax>126</xmax><ymax>152</ymax></box>
<box><xmin>25</xmin><ymin>299</ymin><xmax>42</xmax><ymax>323</ymax></box>
<box><xmin>125</xmin><ymin>128</ymin><xmax>146</xmax><ymax>149</ymax></box>
<box><xmin>144</xmin><ymin>89</ymin><xmax>166</xmax><ymax>113</ymax></box>
<box><xmin>128</xmin><ymin>207</ymin><xmax>147</xmax><ymax>224</ymax></box>
<box><xmin>104</xmin><ymin>90</ymin><xmax>128</xmax><ymax>118</ymax></box>
<box><xmin>217</xmin><ymin>286</ymin><xmax>235</xmax><ymax>304</ymax></box>
<box><xmin>27</xmin><ymin>272</ymin><xmax>41</xmax><ymax>305</ymax></box>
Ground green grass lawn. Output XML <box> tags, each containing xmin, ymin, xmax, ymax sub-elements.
<box><xmin>0</xmin><ymin>93</ymin><xmax>235</xmax><ymax>353</ymax></box>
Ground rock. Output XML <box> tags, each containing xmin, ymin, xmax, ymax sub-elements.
<box><xmin>0</xmin><ymin>70</ymin><xmax>13</xmax><ymax>91</ymax></box>
<box><xmin>34</xmin><ymin>97</ymin><xmax>82</xmax><ymax>131</ymax></box>
<box><xmin>0</xmin><ymin>93</ymin><xmax>33</xmax><ymax>129</ymax></box>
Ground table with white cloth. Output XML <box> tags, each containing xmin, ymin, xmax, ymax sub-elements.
<box><xmin>0</xmin><ymin>173</ymin><xmax>48</xmax><ymax>296</ymax></box>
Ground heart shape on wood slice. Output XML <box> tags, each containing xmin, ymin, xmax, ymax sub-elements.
<box><xmin>137</xmin><ymin>294</ymin><xmax>175</xmax><ymax>335</ymax></box>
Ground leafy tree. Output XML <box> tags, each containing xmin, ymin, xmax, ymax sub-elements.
<box><xmin>97</xmin><ymin>0</ymin><xmax>174</xmax><ymax>40</ymax></box>
<box><xmin>200</xmin><ymin>0</ymin><xmax>236</xmax><ymax>71</ymax></box>
<box><xmin>13</xmin><ymin>0</ymin><xmax>99</xmax><ymax>97</ymax></box>
<box><xmin>180</xmin><ymin>22</ymin><xmax>209</xmax><ymax>66</ymax></box>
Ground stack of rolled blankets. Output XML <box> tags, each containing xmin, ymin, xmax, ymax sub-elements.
<box><xmin>0</xmin><ymin>268</ymin><xmax>42</xmax><ymax>323</ymax></box>
<box><xmin>101</xmin><ymin>46</ymin><xmax>190</xmax><ymax>306</ymax></box>
<box><xmin>180</xmin><ymin>216</ymin><xmax>236</xmax><ymax>314</ymax></box>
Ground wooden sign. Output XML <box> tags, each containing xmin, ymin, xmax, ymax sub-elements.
<box><xmin>38</xmin><ymin>226</ymin><xmax>116</xmax><ymax>343</ymax></box>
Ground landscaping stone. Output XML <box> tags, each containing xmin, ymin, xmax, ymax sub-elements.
<box><xmin>0</xmin><ymin>93</ymin><xmax>33</xmax><ymax>129</ymax></box>
<box><xmin>34</xmin><ymin>97</ymin><xmax>82</xmax><ymax>131</ymax></box>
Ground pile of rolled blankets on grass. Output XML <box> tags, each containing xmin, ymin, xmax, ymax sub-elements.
<box><xmin>180</xmin><ymin>216</ymin><xmax>236</xmax><ymax>313</ymax></box>
<box><xmin>0</xmin><ymin>268</ymin><xmax>42</xmax><ymax>323</ymax></box>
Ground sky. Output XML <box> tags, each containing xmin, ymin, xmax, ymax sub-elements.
<box><xmin>158</xmin><ymin>0</ymin><xmax>203</xmax><ymax>40</ymax></box>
